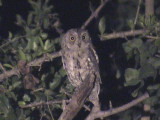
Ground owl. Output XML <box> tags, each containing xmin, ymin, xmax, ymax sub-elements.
<box><xmin>61</xmin><ymin>28</ymin><xmax>101</xmax><ymax>106</ymax></box>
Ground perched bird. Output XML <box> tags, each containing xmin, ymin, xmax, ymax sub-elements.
<box><xmin>61</xmin><ymin>28</ymin><xmax>101</xmax><ymax>107</ymax></box>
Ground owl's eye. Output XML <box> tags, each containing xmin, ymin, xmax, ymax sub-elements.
<box><xmin>82</xmin><ymin>35</ymin><xmax>85</xmax><ymax>40</ymax></box>
<box><xmin>70</xmin><ymin>36</ymin><xmax>76</xmax><ymax>42</ymax></box>
<box><xmin>82</xmin><ymin>33</ymin><xmax>87</xmax><ymax>40</ymax></box>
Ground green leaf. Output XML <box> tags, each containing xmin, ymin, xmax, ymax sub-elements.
<box><xmin>116</xmin><ymin>70</ymin><xmax>121</xmax><ymax>79</ymax></box>
<box><xmin>16</xmin><ymin>14</ymin><xmax>26</xmax><ymax>26</ymax></box>
<box><xmin>3</xmin><ymin>64</ymin><xmax>13</xmax><ymax>69</ymax></box>
<box><xmin>124</xmin><ymin>68</ymin><xmax>140</xmax><ymax>86</ymax></box>
<box><xmin>155</xmin><ymin>39</ymin><xmax>160</xmax><ymax>48</ymax></box>
<box><xmin>33</xmin><ymin>41</ymin><xmax>38</xmax><ymax>51</ymax></box>
<box><xmin>18</xmin><ymin>101</ymin><xmax>26</xmax><ymax>107</ymax></box>
<box><xmin>6</xmin><ymin>109</ymin><xmax>17</xmax><ymax>120</ymax></box>
<box><xmin>54</xmin><ymin>104</ymin><xmax>62</xmax><ymax>109</ymax></box>
<box><xmin>0</xmin><ymin>94</ymin><xmax>10</xmax><ymax>115</ymax></box>
<box><xmin>49</xmin><ymin>72</ymin><xmax>61</xmax><ymax>90</ymax></box>
<box><xmin>127</xmin><ymin>19</ymin><xmax>134</xmax><ymax>29</ymax></box>
<box><xmin>12</xmin><ymin>81</ymin><xmax>21</xmax><ymax>88</ymax></box>
<box><xmin>18</xmin><ymin>49</ymin><xmax>26</xmax><ymax>60</ymax></box>
<box><xmin>122</xmin><ymin>42</ymin><xmax>134</xmax><ymax>59</ymax></box>
<box><xmin>131</xmin><ymin>87</ymin><xmax>140</xmax><ymax>97</ymax></box>
<box><xmin>139</xmin><ymin>63</ymin><xmax>157</xmax><ymax>79</ymax></box>
<box><xmin>146</xmin><ymin>42</ymin><xmax>157</xmax><ymax>56</ymax></box>
<box><xmin>23</xmin><ymin>94</ymin><xmax>31</xmax><ymax>102</ymax></box>
<box><xmin>123</xmin><ymin>39</ymin><xmax>143</xmax><ymax>52</ymax></box>
<box><xmin>27</xmin><ymin>12</ymin><xmax>33</xmax><ymax>25</ymax></box>
<box><xmin>148</xmin><ymin>57</ymin><xmax>160</xmax><ymax>69</ymax></box>
<box><xmin>54</xmin><ymin>37</ymin><xmax>60</xmax><ymax>43</ymax></box>
<box><xmin>59</xmin><ymin>67</ymin><xmax>66</xmax><ymax>77</ymax></box>
<box><xmin>132</xmin><ymin>38</ymin><xmax>143</xmax><ymax>49</ymax></box>
<box><xmin>139</xmin><ymin>44</ymin><xmax>150</xmax><ymax>65</ymax></box>
<box><xmin>41</xmin><ymin>33</ymin><xmax>48</xmax><ymax>39</ymax></box>
<box><xmin>147</xmin><ymin>84</ymin><xmax>160</xmax><ymax>90</ymax></box>
<box><xmin>122</xmin><ymin>41</ymin><xmax>133</xmax><ymax>53</ymax></box>
<box><xmin>44</xmin><ymin>89</ymin><xmax>54</xmax><ymax>96</ymax></box>
<box><xmin>98</xmin><ymin>17</ymin><xmax>106</xmax><ymax>35</ymax></box>
<box><xmin>43</xmin><ymin>19</ymin><xmax>49</xmax><ymax>29</ymax></box>
<box><xmin>144</xmin><ymin>96</ymin><xmax>158</xmax><ymax>106</ymax></box>
<box><xmin>39</xmin><ymin>37</ymin><xmax>44</xmax><ymax>48</ymax></box>
<box><xmin>6</xmin><ymin>92</ymin><xmax>17</xmax><ymax>101</ymax></box>
<box><xmin>8</xmin><ymin>32</ymin><xmax>12</xmax><ymax>39</ymax></box>
<box><xmin>0</xmin><ymin>0</ymin><xmax>2</xmax><ymax>6</ymax></box>
<box><xmin>44</xmin><ymin>40</ymin><xmax>51</xmax><ymax>50</ymax></box>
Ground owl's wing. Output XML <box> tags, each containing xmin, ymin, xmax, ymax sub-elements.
<box><xmin>90</xmin><ymin>45</ymin><xmax>102</xmax><ymax>84</ymax></box>
<box><xmin>90</xmin><ymin>45</ymin><xmax>99</xmax><ymax>63</ymax></box>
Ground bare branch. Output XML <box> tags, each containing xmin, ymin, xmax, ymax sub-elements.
<box><xmin>0</xmin><ymin>51</ymin><xmax>61</xmax><ymax>82</ymax></box>
<box><xmin>58</xmin><ymin>74</ymin><xmax>95</xmax><ymax>120</ymax></box>
<box><xmin>85</xmin><ymin>93</ymin><xmax>149</xmax><ymax>120</ymax></box>
<box><xmin>21</xmin><ymin>100</ymin><xmax>63</xmax><ymax>108</ymax></box>
<box><xmin>133</xmin><ymin>0</ymin><xmax>142</xmax><ymax>26</ymax></box>
<box><xmin>100</xmin><ymin>29</ymin><xmax>146</xmax><ymax>40</ymax></box>
<box><xmin>81</xmin><ymin>0</ymin><xmax>110</xmax><ymax>29</ymax></box>
<box><xmin>28</xmin><ymin>51</ymin><xmax>61</xmax><ymax>67</ymax></box>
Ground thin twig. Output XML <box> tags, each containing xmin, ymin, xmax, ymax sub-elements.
<box><xmin>133</xmin><ymin>0</ymin><xmax>142</xmax><ymax>26</ymax></box>
<box><xmin>145</xmin><ymin>35</ymin><xmax>159</xmax><ymax>39</ymax></box>
<box><xmin>0</xmin><ymin>51</ymin><xmax>61</xmax><ymax>82</ymax></box>
<box><xmin>85</xmin><ymin>93</ymin><xmax>149</xmax><ymax>120</ymax></box>
<box><xmin>0</xmin><ymin>35</ymin><xmax>26</xmax><ymax>49</ymax></box>
<box><xmin>100</xmin><ymin>29</ymin><xmax>146</xmax><ymax>40</ymax></box>
<box><xmin>81</xmin><ymin>0</ymin><xmax>110</xmax><ymax>29</ymax></box>
<box><xmin>20</xmin><ymin>100</ymin><xmax>64</xmax><ymax>108</ymax></box>
<box><xmin>47</xmin><ymin>96</ymin><xmax>55</xmax><ymax>120</ymax></box>
<box><xmin>0</xmin><ymin>63</ymin><xmax>6</xmax><ymax>73</ymax></box>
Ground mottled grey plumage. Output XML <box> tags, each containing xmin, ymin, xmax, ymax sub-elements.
<box><xmin>61</xmin><ymin>28</ymin><xmax>101</xmax><ymax>106</ymax></box>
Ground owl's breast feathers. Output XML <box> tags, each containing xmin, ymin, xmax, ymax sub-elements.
<box><xmin>61</xmin><ymin>44</ymin><xmax>101</xmax><ymax>87</ymax></box>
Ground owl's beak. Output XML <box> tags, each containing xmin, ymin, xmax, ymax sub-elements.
<box><xmin>78</xmin><ymin>43</ymin><xmax>81</xmax><ymax>48</ymax></box>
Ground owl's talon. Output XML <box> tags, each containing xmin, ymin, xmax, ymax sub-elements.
<box><xmin>83</xmin><ymin>104</ymin><xmax>91</xmax><ymax>111</ymax></box>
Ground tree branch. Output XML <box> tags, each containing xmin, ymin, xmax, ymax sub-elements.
<box><xmin>0</xmin><ymin>51</ymin><xmax>61</xmax><ymax>82</ymax></box>
<box><xmin>58</xmin><ymin>73</ymin><xmax>95</xmax><ymax>120</ymax></box>
<box><xmin>85</xmin><ymin>93</ymin><xmax>149</xmax><ymax>120</ymax></box>
<box><xmin>100</xmin><ymin>29</ymin><xmax>146</xmax><ymax>40</ymax></box>
<box><xmin>133</xmin><ymin>0</ymin><xmax>142</xmax><ymax>26</ymax></box>
<box><xmin>81</xmin><ymin>0</ymin><xmax>110</xmax><ymax>29</ymax></box>
<box><xmin>21</xmin><ymin>100</ymin><xmax>63</xmax><ymax>108</ymax></box>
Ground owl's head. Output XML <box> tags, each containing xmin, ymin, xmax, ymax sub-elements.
<box><xmin>61</xmin><ymin>29</ymin><xmax>91</xmax><ymax>50</ymax></box>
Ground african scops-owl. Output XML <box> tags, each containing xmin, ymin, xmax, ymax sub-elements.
<box><xmin>61</xmin><ymin>29</ymin><xmax>101</xmax><ymax>105</ymax></box>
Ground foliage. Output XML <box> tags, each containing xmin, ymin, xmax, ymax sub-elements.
<box><xmin>0</xmin><ymin>0</ymin><xmax>69</xmax><ymax>119</ymax></box>
<box><xmin>0</xmin><ymin>0</ymin><xmax>160</xmax><ymax>120</ymax></box>
<box><xmin>98</xmin><ymin>0</ymin><xmax>160</xmax><ymax>119</ymax></box>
